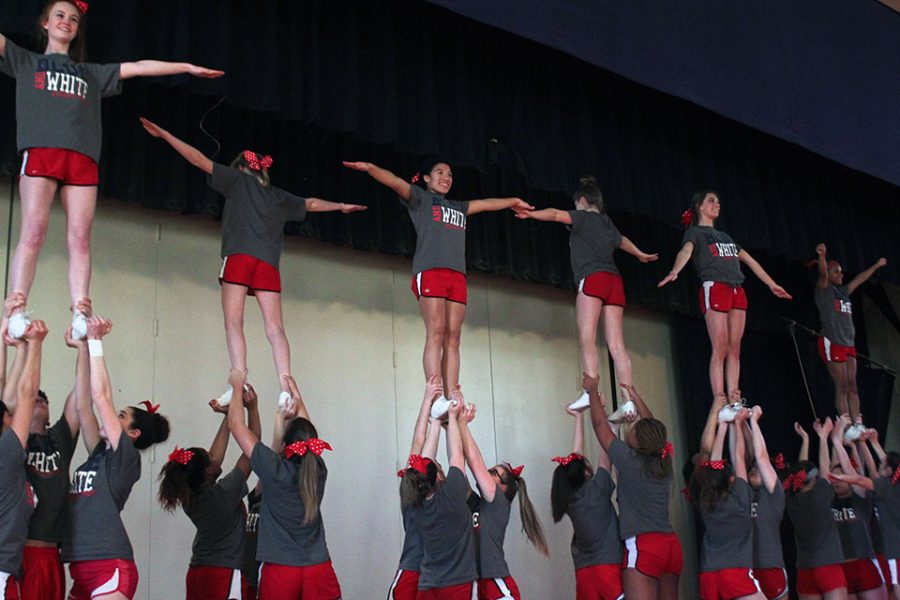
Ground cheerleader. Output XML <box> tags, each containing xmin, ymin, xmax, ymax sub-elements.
<box><xmin>157</xmin><ymin>385</ymin><xmax>262</xmax><ymax>600</ymax></box>
<box><xmin>658</xmin><ymin>191</ymin><xmax>791</xmax><ymax>399</ymax></box>
<box><xmin>516</xmin><ymin>176</ymin><xmax>657</xmax><ymax>412</ymax></box>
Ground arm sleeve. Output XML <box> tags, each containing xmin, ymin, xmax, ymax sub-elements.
<box><xmin>607</xmin><ymin>438</ymin><xmax>629</xmax><ymax>469</ymax></box>
<box><xmin>207</xmin><ymin>163</ymin><xmax>240</xmax><ymax>196</ymax></box>
<box><xmin>283</xmin><ymin>191</ymin><xmax>308</xmax><ymax>222</ymax></box>
<box><xmin>250</xmin><ymin>442</ymin><xmax>279</xmax><ymax>484</ymax></box>
<box><xmin>406</xmin><ymin>185</ymin><xmax>425</xmax><ymax>210</ymax></box>
<box><xmin>569</xmin><ymin>210</ymin><xmax>582</xmax><ymax>233</ymax></box>
<box><xmin>680</xmin><ymin>227</ymin><xmax>697</xmax><ymax>248</ymax></box>
<box><xmin>609</xmin><ymin>217</ymin><xmax>623</xmax><ymax>246</ymax></box>
<box><xmin>217</xmin><ymin>466</ymin><xmax>250</xmax><ymax>504</ymax></box>
<box><xmin>108</xmin><ymin>436</ymin><xmax>141</xmax><ymax>504</ymax></box>
<box><xmin>87</xmin><ymin>62</ymin><xmax>122</xmax><ymax>97</ymax></box>
<box><xmin>0</xmin><ymin>40</ymin><xmax>30</xmax><ymax>77</ymax></box>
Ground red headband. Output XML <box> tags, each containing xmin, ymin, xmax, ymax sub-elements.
<box><xmin>397</xmin><ymin>454</ymin><xmax>432</xmax><ymax>477</ymax></box>
<box><xmin>168</xmin><ymin>446</ymin><xmax>193</xmax><ymax>465</ymax></box>
<box><xmin>139</xmin><ymin>400</ymin><xmax>159</xmax><ymax>414</ymax></box>
<box><xmin>660</xmin><ymin>441</ymin><xmax>674</xmax><ymax>459</ymax></box>
<box><xmin>242</xmin><ymin>150</ymin><xmax>273</xmax><ymax>172</ymax></box>
<box><xmin>74</xmin><ymin>0</ymin><xmax>88</xmax><ymax>14</ymax></box>
<box><xmin>284</xmin><ymin>438</ymin><xmax>332</xmax><ymax>459</ymax></box>
<box><xmin>773</xmin><ymin>453</ymin><xmax>786</xmax><ymax>470</ymax></box>
<box><xmin>551</xmin><ymin>453</ymin><xmax>584</xmax><ymax>467</ymax></box>
<box><xmin>680</xmin><ymin>208</ymin><xmax>694</xmax><ymax>228</ymax></box>
<box><xmin>702</xmin><ymin>459</ymin><xmax>726</xmax><ymax>470</ymax></box>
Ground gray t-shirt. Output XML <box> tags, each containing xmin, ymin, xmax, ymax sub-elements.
<box><xmin>568</xmin><ymin>211</ymin><xmax>623</xmax><ymax>281</ymax></box>
<box><xmin>25</xmin><ymin>417</ymin><xmax>77</xmax><ymax>543</ymax></box>
<box><xmin>473</xmin><ymin>492</ymin><xmax>511</xmax><ymax>579</ymax></box>
<box><xmin>406</xmin><ymin>186</ymin><xmax>470</xmax><ymax>276</ymax></box>
<box><xmin>242</xmin><ymin>489</ymin><xmax>261</xmax><ymax>586</ymax></box>
<box><xmin>815</xmin><ymin>285</ymin><xmax>855</xmax><ymax>347</ymax></box>
<box><xmin>0</xmin><ymin>429</ymin><xmax>34</xmax><ymax>575</ymax></box>
<box><xmin>209</xmin><ymin>163</ymin><xmax>308</xmax><ymax>269</ymax></box>
<box><xmin>62</xmin><ymin>437</ymin><xmax>141</xmax><ymax>562</ymax></box>
<box><xmin>681</xmin><ymin>226</ymin><xmax>744</xmax><ymax>286</ymax></box>
<box><xmin>567</xmin><ymin>467</ymin><xmax>623</xmax><ymax>569</ymax></box>
<box><xmin>700</xmin><ymin>479</ymin><xmax>754</xmax><ymax>571</ymax></box>
<box><xmin>185</xmin><ymin>467</ymin><xmax>249</xmax><ymax>569</ymax></box>
<box><xmin>416</xmin><ymin>467</ymin><xmax>477</xmax><ymax>589</ymax></box>
<box><xmin>873</xmin><ymin>477</ymin><xmax>900</xmax><ymax>559</ymax></box>
<box><xmin>833</xmin><ymin>493</ymin><xmax>875</xmax><ymax>560</ymax></box>
<box><xmin>250</xmin><ymin>443</ymin><xmax>330</xmax><ymax>567</ymax></box>
<box><xmin>751</xmin><ymin>483</ymin><xmax>786</xmax><ymax>569</ymax></box>
<box><xmin>0</xmin><ymin>41</ymin><xmax>121</xmax><ymax>163</ymax></box>
<box><xmin>785</xmin><ymin>478</ymin><xmax>844</xmax><ymax>568</ymax></box>
<box><xmin>398</xmin><ymin>504</ymin><xmax>424</xmax><ymax>572</ymax></box>
<box><xmin>608</xmin><ymin>438</ymin><xmax>673</xmax><ymax>539</ymax></box>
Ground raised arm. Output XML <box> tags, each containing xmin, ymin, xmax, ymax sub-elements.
<box><xmin>738</xmin><ymin>250</ymin><xmax>792</xmax><ymax>299</ymax></box>
<box><xmin>867</xmin><ymin>430</ymin><xmax>888</xmax><ymax>469</ymax></box>
<box><xmin>732</xmin><ymin>411</ymin><xmax>749</xmax><ymax>481</ymax></box>
<box><xmin>11</xmin><ymin>322</ymin><xmax>48</xmax><ymax>447</ymax></box>
<box><xmin>283</xmin><ymin>375</ymin><xmax>311</xmax><ymax>422</ymax></box>
<box><xmin>658</xmin><ymin>241</ymin><xmax>694</xmax><ymax>287</ymax></box>
<box><xmin>857</xmin><ymin>431</ymin><xmax>879</xmax><ymax>478</ymax></box>
<box><xmin>446</xmin><ymin>398</ymin><xmax>465</xmax><ymax>471</ymax></box>
<box><xmin>620</xmin><ymin>237</ymin><xmax>659</xmax><ymax>263</ymax></box>
<box><xmin>410</xmin><ymin>375</ymin><xmax>441</xmax><ymax>456</ymax></box>
<box><xmin>794</xmin><ymin>421</ymin><xmax>810</xmax><ymax>462</ymax></box>
<box><xmin>1</xmin><ymin>337</ymin><xmax>27</xmax><ymax>411</ymax></box>
<box><xmin>710</xmin><ymin>421</ymin><xmax>728</xmax><ymax>462</ymax></box>
<box><xmin>815</xmin><ymin>243</ymin><xmax>830</xmax><ymax>291</ymax></box>
<box><xmin>458</xmin><ymin>403</ymin><xmax>496</xmax><ymax>501</ymax></box>
<box><xmin>120</xmin><ymin>61</ymin><xmax>223</xmax><ymax>80</ymax></box>
<box><xmin>847</xmin><ymin>257</ymin><xmax>887</xmax><ymax>295</ymax></box>
<box><xmin>304</xmin><ymin>198</ymin><xmax>367</xmax><ymax>214</ymax></box>
<box><xmin>85</xmin><ymin>317</ymin><xmax>124</xmax><ymax>450</ymax></box>
<box><xmin>207</xmin><ymin>408</ymin><xmax>232</xmax><ymax>472</ymax></box>
<box><xmin>226</xmin><ymin>369</ymin><xmax>258</xmax><ymax>458</ymax></box>
<box><xmin>514</xmin><ymin>208</ymin><xmax>572</xmax><ymax>224</ymax></box>
<box><xmin>700</xmin><ymin>394</ymin><xmax>728</xmax><ymax>460</ymax></box>
<box><xmin>139</xmin><ymin>117</ymin><xmax>213</xmax><ymax>175</ymax></box>
<box><xmin>467</xmin><ymin>197</ymin><xmax>534</xmax><ymax>216</ymax></box>
<box><xmin>62</xmin><ymin>326</ymin><xmax>89</xmax><ymax>437</ymax></box>
<box><xmin>621</xmin><ymin>383</ymin><xmax>653</xmax><ymax>420</ymax></box>
<box><xmin>749</xmin><ymin>407</ymin><xmax>778</xmax><ymax>493</ymax></box>
<box><xmin>342</xmin><ymin>161</ymin><xmax>412</xmax><ymax>201</ymax></box>
<box><xmin>830</xmin><ymin>415</ymin><xmax>867</xmax><ymax>496</ymax></box>
<box><xmin>584</xmin><ymin>373</ymin><xmax>615</xmax><ymax>452</ymax></box>
<box><xmin>812</xmin><ymin>418</ymin><xmax>833</xmax><ymax>482</ymax></box>
<box><xmin>828</xmin><ymin>471</ymin><xmax>874</xmax><ymax>491</ymax></box>
<box><xmin>0</xmin><ymin>33</ymin><xmax>6</xmax><ymax>57</ymax></box>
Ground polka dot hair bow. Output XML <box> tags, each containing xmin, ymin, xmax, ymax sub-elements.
<box><xmin>74</xmin><ymin>0</ymin><xmax>88</xmax><ymax>14</ymax></box>
<box><xmin>397</xmin><ymin>454</ymin><xmax>432</xmax><ymax>477</ymax></box>
<box><xmin>773</xmin><ymin>453</ymin><xmax>786</xmax><ymax>470</ymax></box>
<box><xmin>243</xmin><ymin>150</ymin><xmax>273</xmax><ymax>172</ymax></box>
<box><xmin>139</xmin><ymin>400</ymin><xmax>160</xmax><ymax>414</ymax></box>
<box><xmin>702</xmin><ymin>460</ymin><xmax>726</xmax><ymax>470</ymax></box>
<box><xmin>660</xmin><ymin>442</ymin><xmax>674</xmax><ymax>459</ymax></box>
<box><xmin>168</xmin><ymin>446</ymin><xmax>193</xmax><ymax>466</ymax></box>
<box><xmin>892</xmin><ymin>465</ymin><xmax>900</xmax><ymax>485</ymax></box>
<box><xmin>680</xmin><ymin>208</ymin><xmax>694</xmax><ymax>228</ymax></box>
<box><xmin>410</xmin><ymin>173</ymin><xmax>421</xmax><ymax>184</ymax></box>
<box><xmin>284</xmin><ymin>438</ymin><xmax>332</xmax><ymax>459</ymax></box>
<box><xmin>783</xmin><ymin>470</ymin><xmax>808</xmax><ymax>492</ymax></box>
<box><xmin>551</xmin><ymin>453</ymin><xmax>585</xmax><ymax>467</ymax></box>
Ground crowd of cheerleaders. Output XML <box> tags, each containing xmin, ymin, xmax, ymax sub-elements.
<box><xmin>0</xmin><ymin>0</ymin><xmax>896</xmax><ymax>599</ymax></box>
<box><xmin>4</xmin><ymin>323</ymin><xmax>900</xmax><ymax>600</ymax></box>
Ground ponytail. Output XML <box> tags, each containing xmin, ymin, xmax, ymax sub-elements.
<box><xmin>510</xmin><ymin>476</ymin><xmax>549</xmax><ymax>555</ymax></box>
<box><xmin>283</xmin><ymin>417</ymin><xmax>327</xmax><ymax>525</ymax></box>
<box><xmin>550</xmin><ymin>459</ymin><xmax>589</xmax><ymax>523</ymax></box>
<box><xmin>399</xmin><ymin>461</ymin><xmax>438</xmax><ymax>509</ymax></box>
<box><xmin>157</xmin><ymin>447</ymin><xmax>209</xmax><ymax>512</ymax></box>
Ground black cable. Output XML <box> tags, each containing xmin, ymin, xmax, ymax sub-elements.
<box><xmin>198</xmin><ymin>96</ymin><xmax>226</xmax><ymax>160</ymax></box>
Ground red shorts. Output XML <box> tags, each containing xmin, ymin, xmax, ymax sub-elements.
<box><xmin>477</xmin><ymin>576</ymin><xmax>520</xmax><ymax>600</ymax></box>
<box><xmin>416</xmin><ymin>582</ymin><xmax>475</xmax><ymax>600</ymax></box>
<box><xmin>699</xmin><ymin>568</ymin><xmax>761</xmax><ymax>600</ymax></box>
<box><xmin>246</xmin><ymin>584</ymin><xmax>258</xmax><ymax>600</ymax></box>
<box><xmin>842</xmin><ymin>558</ymin><xmax>884</xmax><ymax>593</ymax></box>
<box><xmin>67</xmin><ymin>559</ymin><xmax>139</xmax><ymax>600</ymax></box>
<box><xmin>20</xmin><ymin>546</ymin><xmax>65</xmax><ymax>600</ymax></box>
<box><xmin>699</xmin><ymin>282</ymin><xmax>747</xmax><ymax>315</ymax></box>
<box><xmin>817</xmin><ymin>336</ymin><xmax>857</xmax><ymax>363</ymax></box>
<box><xmin>796</xmin><ymin>564</ymin><xmax>847</xmax><ymax>595</ymax></box>
<box><xmin>19</xmin><ymin>148</ymin><xmax>98</xmax><ymax>186</ymax></box>
<box><xmin>623</xmin><ymin>532</ymin><xmax>683</xmax><ymax>579</ymax></box>
<box><xmin>257</xmin><ymin>561</ymin><xmax>340</xmax><ymax>600</ymax></box>
<box><xmin>0</xmin><ymin>573</ymin><xmax>20</xmax><ymax>600</ymax></box>
<box><xmin>578</xmin><ymin>272</ymin><xmax>626</xmax><ymax>307</ymax></box>
<box><xmin>220</xmin><ymin>254</ymin><xmax>282</xmax><ymax>295</ymax></box>
<box><xmin>412</xmin><ymin>269</ymin><xmax>467</xmax><ymax>304</ymax></box>
<box><xmin>574</xmin><ymin>564</ymin><xmax>623</xmax><ymax>600</ymax></box>
<box><xmin>186</xmin><ymin>566</ymin><xmax>246</xmax><ymax>600</ymax></box>
<box><xmin>753</xmin><ymin>567</ymin><xmax>788</xmax><ymax>599</ymax></box>
<box><xmin>388</xmin><ymin>569</ymin><xmax>419</xmax><ymax>600</ymax></box>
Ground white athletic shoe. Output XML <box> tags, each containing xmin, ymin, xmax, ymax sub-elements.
<box><xmin>71</xmin><ymin>312</ymin><xmax>88</xmax><ymax>341</ymax></box>
<box><xmin>717</xmin><ymin>403</ymin><xmax>742</xmax><ymax>423</ymax></box>
<box><xmin>430</xmin><ymin>396</ymin><xmax>453</xmax><ymax>419</ymax></box>
<box><xmin>7</xmin><ymin>312</ymin><xmax>31</xmax><ymax>339</ymax></box>
<box><xmin>567</xmin><ymin>391</ymin><xmax>590</xmax><ymax>411</ymax></box>
<box><xmin>278</xmin><ymin>391</ymin><xmax>293</xmax><ymax>410</ymax></box>
<box><xmin>843</xmin><ymin>423</ymin><xmax>864</xmax><ymax>444</ymax></box>
<box><xmin>216</xmin><ymin>386</ymin><xmax>234</xmax><ymax>407</ymax></box>
<box><xmin>609</xmin><ymin>400</ymin><xmax>637</xmax><ymax>424</ymax></box>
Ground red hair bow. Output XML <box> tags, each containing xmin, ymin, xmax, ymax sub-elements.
<box><xmin>551</xmin><ymin>453</ymin><xmax>584</xmax><ymax>467</ymax></box>
<box><xmin>783</xmin><ymin>470</ymin><xmax>808</xmax><ymax>491</ymax></box>
<box><xmin>397</xmin><ymin>454</ymin><xmax>432</xmax><ymax>477</ymax></box>
<box><xmin>680</xmin><ymin>208</ymin><xmax>694</xmax><ymax>228</ymax></box>
<box><xmin>508</xmin><ymin>464</ymin><xmax>525</xmax><ymax>479</ymax></box>
<box><xmin>139</xmin><ymin>400</ymin><xmax>159</xmax><ymax>414</ymax></box>
<box><xmin>242</xmin><ymin>150</ymin><xmax>273</xmax><ymax>172</ymax></box>
<box><xmin>681</xmin><ymin>486</ymin><xmax>693</xmax><ymax>503</ymax></box>
<box><xmin>284</xmin><ymin>438</ymin><xmax>332</xmax><ymax>459</ymax></box>
<box><xmin>773</xmin><ymin>453</ymin><xmax>786</xmax><ymax>470</ymax></box>
<box><xmin>892</xmin><ymin>465</ymin><xmax>900</xmax><ymax>485</ymax></box>
<box><xmin>74</xmin><ymin>0</ymin><xmax>88</xmax><ymax>14</ymax></box>
<box><xmin>660</xmin><ymin>442</ymin><xmax>674</xmax><ymax>459</ymax></box>
<box><xmin>410</xmin><ymin>173</ymin><xmax>421</xmax><ymax>184</ymax></box>
<box><xmin>702</xmin><ymin>460</ymin><xmax>726</xmax><ymax>470</ymax></box>
<box><xmin>168</xmin><ymin>446</ymin><xmax>193</xmax><ymax>465</ymax></box>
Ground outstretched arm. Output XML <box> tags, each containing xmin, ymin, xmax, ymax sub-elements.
<box><xmin>467</xmin><ymin>197</ymin><xmax>534</xmax><ymax>216</ymax></box>
<box><xmin>120</xmin><ymin>61</ymin><xmax>223</xmax><ymax>80</ymax></box>
<box><xmin>63</xmin><ymin>327</ymin><xmax>89</xmax><ymax>437</ymax></box>
<box><xmin>749</xmin><ymin>407</ymin><xmax>778</xmax><ymax>493</ymax></box>
<box><xmin>857</xmin><ymin>432</ymin><xmax>879</xmax><ymax>478</ymax></box>
<box><xmin>227</xmin><ymin>370</ymin><xmax>258</xmax><ymax>458</ymax></box>
<box><xmin>86</xmin><ymin>317</ymin><xmax>124</xmax><ymax>450</ymax></box>
<box><xmin>304</xmin><ymin>198</ymin><xmax>367</xmax><ymax>214</ymax></box>
<box><xmin>732</xmin><ymin>411</ymin><xmax>749</xmax><ymax>481</ymax></box>
<box><xmin>739</xmin><ymin>250</ymin><xmax>792</xmax><ymax>299</ymax></box>
<box><xmin>11</xmin><ymin>322</ymin><xmax>48</xmax><ymax>447</ymax></box>
<box><xmin>847</xmin><ymin>258</ymin><xmax>887</xmax><ymax>295</ymax></box>
<box><xmin>658</xmin><ymin>241</ymin><xmax>694</xmax><ymax>287</ymax></box>
<box><xmin>710</xmin><ymin>421</ymin><xmax>728</xmax><ymax>461</ymax></box>
<box><xmin>446</xmin><ymin>399</ymin><xmax>465</xmax><ymax>471</ymax></box>
<box><xmin>585</xmin><ymin>373</ymin><xmax>615</xmax><ymax>452</ymax></box>
<box><xmin>227</xmin><ymin>382</ymin><xmax>260</xmax><ymax>477</ymax></box>
<box><xmin>458</xmin><ymin>404</ymin><xmax>496</xmax><ymax>501</ymax></box>
<box><xmin>620</xmin><ymin>237</ymin><xmax>658</xmax><ymax>263</ymax></box>
<box><xmin>813</xmin><ymin>418</ymin><xmax>833</xmax><ymax>483</ymax></box>
<box><xmin>342</xmin><ymin>161</ymin><xmax>412</xmax><ymax>201</ymax></box>
<box><xmin>622</xmin><ymin>383</ymin><xmax>653</xmax><ymax>420</ymax></box>
<box><xmin>1</xmin><ymin>338</ymin><xmax>27</xmax><ymax>411</ymax></box>
<box><xmin>867</xmin><ymin>431</ymin><xmax>888</xmax><ymax>469</ymax></box>
<box><xmin>828</xmin><ymin>471</ymin><xmax>874</xmax><ymax>491</ymax></box>
<box><xmin>282</xmin><ymin>375</ymin><xmax>310</xmax><ymax>422</ymax></box>
<box><xmin>207</xmin><ymin>409</ymin><xmax>232</xmax><ymax>472</ymax></box>
<box><xmin>794</xmin><ymin>422</ymin><xmax>810</xmax><ymax>462</ymax></box>
<box><xmin>139</xmin><ymin>117</ymin><xmax>213</xmax><ymax>175</ymax></box>
<box><xmin>514</xmin><ymin>208</ymin><xmax>572</xmax><ymax>224</ymax></box>
<box><xmin>815</xmin><ymin>243</ymin><xmax>830</xmax><ymax>291</ymax></box>
<box><xmin>700</xmin><ymin>394</ymin><xmax>728</xmax><ymax>460</ymax></box>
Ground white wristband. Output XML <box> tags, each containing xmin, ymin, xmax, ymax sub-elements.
<box><xmin>88</xmin><ymin>339</ymin><xmax>103</xmax><ymax>357</ymax></box>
